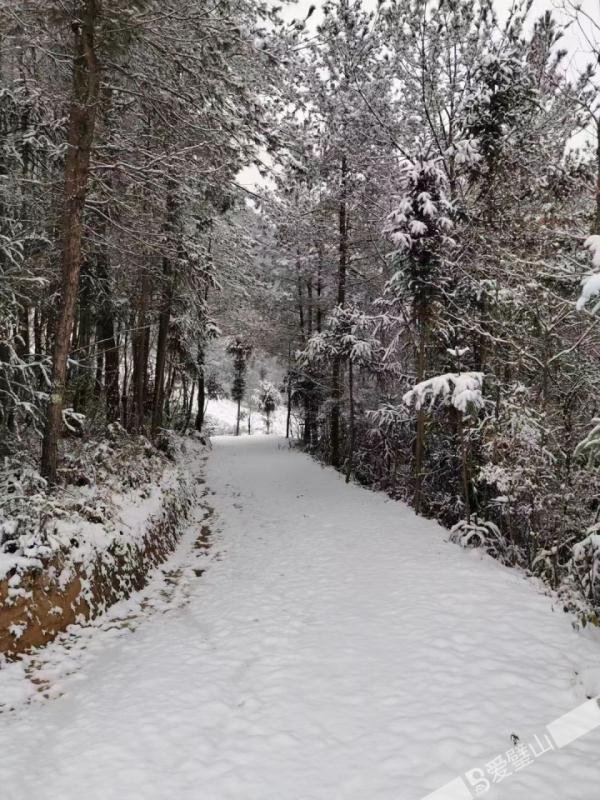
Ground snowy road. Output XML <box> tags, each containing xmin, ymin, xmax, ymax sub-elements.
<box><xmin>1</xmin><ymin>436</ymin><xmax>599</xmax><ymax>800</ymax></box>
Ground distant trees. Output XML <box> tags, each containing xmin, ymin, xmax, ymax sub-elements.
<box><xmin>255</xmin><ymin>381</ymin><xmax>280</xmax><ymax>434</ymax></box>
<box><xmin>227</xmin><ymin>338</ymin><xmax>252</xmax><ymax>437</ymax></box>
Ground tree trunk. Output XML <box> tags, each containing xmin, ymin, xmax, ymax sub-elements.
<box><xmin>131</xmin><ymin>277</ymin><xmax>149</xmax><ymax>432</ymax></box>
<box><xmin>73</xmin><ymin>262</ymin><xmax>94</xmax><ymax>413</ymax></box>
<box><xmin>41</xmin><ymin>0</ymin><xmax>100</xmax><ymax>482</ymax></box>
<box><xmin>164</xmin><ymin>359</ymin><xmax>177</xmax><ymax>422</ymax></box>
<box><xmin>331</xmin><ymin>358</ymin><xmax>342</xmax><ymax>467</ymax></box>
<box><xmin>16</xmin><ymin>304</ymin><xmax>30</xmax><ymax>360</ymax></box>
<box><xmin>595</xmin><ymin>117</ymin><xmax>600</xmax><ymax>235</ymax></box>
<box><xmin>121</xmin><ymin>327</ymin><xmax>130</xmax><ymax>428</ymax></box>
<box><xmin>286</xmin><ymin>347</ymin><xmax>292</xmax><ymax>439</ymax></box>
<box><xmin>303</xmin><ymin>392</ymin><xmax>312</xmax><ymax>445</ymax></box>
<box><xmin>151</xmin><ymin>186</ymin><xmax>177</xmax><ymax>437</ymax></box>
<box><xmin>316</xmin><ymin>244</ymin><xmax>323</xmax><ymax>333</ymax></box>
<box><xmin>95</xmin><ymin>333</ymin><xmax>103</xmax><ymax>392</ymax></box>
<box><xmin>345</xmin><ymin>359</ymin><xmax>355</xmax><ymax>484</ymax></box>
<box><xmin>414</xmin><ymin>309</ymin><xmax>427</xmax><ymax>515</ymax></box>
<box><xmin>95</xmin><ymin>147</ymin><xmax>119</xmax><ymax>423</ymax></box>
<box><xmin>458</xmin><ymin>412</ymin><xmax>471</xmax><ymax>523</ymax></box>
<box><xmin>195</xmin><ymin>346</ymin><xmax>205</xmax><ymax>432</ymax></box>
<box><xmin>295</xmin><ymin>251</ymin><xmax>306</xmax><ymax>342</ymax></box>
<box><xmin>182</xmin><ymin>379</ymin><xmax>195</xmax><ymax>434</ymax></box>
<box><xmin>97</xmin><ymin>297</ymin><xmax>120</xmax><ymax>423</ymax></box>
<box><xmin>33</xmin><ymin>307</ymin><xmax>43</xmax><ymax>358</ymax></box>
<box><xmin>331</xmin><ymin>154</ymin><xmax>348</xmax><ymax>469</ymax></box>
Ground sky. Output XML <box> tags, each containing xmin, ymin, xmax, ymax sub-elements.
<box><xmin>237</xmin><ymin>0</ymin><xmax>600</xmax><ymax>190</ymax></box>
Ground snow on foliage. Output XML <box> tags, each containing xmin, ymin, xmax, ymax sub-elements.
<box><xmin>403</xmin><ymin>372</ymin><xmax>484</xmax><ymax>414</ymax></box>
<box><xmin>575</xmin><ymin>418</ymin><xmax>600</xmax><ymax>466</ymax></box>
<box><xmin>584</xmin><ymin>234</ymin><xmax>600</xmax><ymax>268</ymax></box>
<box><xmin>450</xmin><ymin>516</ymin><xmax>505</xmax><ymax>558</ymax></box>
<box><xmin>302</xmin><ymin>305</ymin><xmax>382</xmax><ymax>370</ymax></box>
<box><xmin>253</xmin><ymin>380</ymin><xmax>281</xmax><ymax>433</ymax></box>
<box><xmin>568</xmin><ymin>529</ymin><xmax>600</xmax><ymax>611</ymax></box>
<box><xmin>254</xmin><ymin>380</ymin><xmax>280</xmax><ymax>412</ymax></box>
<box><xmin>445</xmin><ymin>137</ymin><xmax>481</xmax><ymax>166</ymax></box>
<box><xmin>384</xmin><ymin>147</ymin><xmax>455</xmax><ymax>258</ymax></box>
<box><xmin>463</xmin><ymin>47</ymin><xmax>535</xmax><ymax>168</ymax></box>
<box><xmin>576</xmin><ymin>236</ymin><xmax>600</xmax><ymax>312</ymax></box>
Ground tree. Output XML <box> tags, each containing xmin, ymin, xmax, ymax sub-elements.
<box><xmin>255</xmin><ymin>380</ymin><xmax>280</xmax><ymax>434</ymax></box>
<box><xmin>382</xmin><ymin>142</ymin><xmax>455</xmax><ymax>512</ymax></box>
<box><xmin>302</xmin><ymin>304</ymin><xmax>383</xmax><ymax>481</ymax></box>
<box><xmin>291</xmin><ymin>0</ymin><xmax>396</xmax><ymax>467</ymax></box>
<box><xmin>227</xmin><ymin>337</ymin><xmax>252</xmax><ymax>436</ymax></box>
<box><xmin>41</xmin><ymin>0</ymin><xmax>100</xmax><ymax>482</ymax></box>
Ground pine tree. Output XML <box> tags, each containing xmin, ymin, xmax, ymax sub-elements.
<box><xmin>227</xmin><ymin>338</ymin><xmax>252</xmax><ymax>437</ymax></box>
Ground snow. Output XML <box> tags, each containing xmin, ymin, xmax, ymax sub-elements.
<box><xmin>577</xmin><ymin>273</ymin><xmax>600</xmax><ymax>312</ymax></box>
<box><xmin>0</xmin><ymin>466</ymin><xmax>181</xmax><ymax>584</ymax></box>
<box><xmin>584</xmin><ymin>235</ymin><xmax>600</xmax><ymax>269</ymax></box>
<box><xmin>0</xmin><ymin>436</ymin><xmax>599</xmax><ymax>799</ymax></box>
<box><xmin>577</xmin><ymin>236</ymin><xmax>600</xmax><ymax>311</ymax></box>
<box><xmin>0</xmin><ymin>433</ymin><xmax>192</xmax><ymax>586</ymax></box>
<box><xmin>0</xmin><ymin>555</ymin><xmax>43</xmax><ymax>582</ymax></box>
<box><xmin>403</xmin><ymin>372</ymin><xmax>485</xmax><ymax>413</ymax></box>
<box><xmin>204</xmin><ymin>397</ymin><xmax>287</xmax><ymax>436</ymax></box>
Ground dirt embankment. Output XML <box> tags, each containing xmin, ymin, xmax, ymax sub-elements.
<box><xmin>0</xmin><ymin>472</ymin><xmax>200</xmax><ymax>658</ymax></box>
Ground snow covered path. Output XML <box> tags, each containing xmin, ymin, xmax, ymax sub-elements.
<box><xmin>1</xmin><ymin>436</ymin><xmax>599</xmax><ymax>800</ymax></box>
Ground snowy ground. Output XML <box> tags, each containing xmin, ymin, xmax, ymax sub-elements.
<box><xmin>204</xmin><ymin>398</ymin><xmax>295</xmax><ymax>437</ymax></box>
<box><xmin>0</xmin><ymin>436</ymin><xmax>599</xmax><ymax>799</ymax></box>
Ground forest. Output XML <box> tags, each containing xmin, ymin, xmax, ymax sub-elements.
<box><xmin>2</xmin><ymin>2</ymin><xmax>600</xmax><ymax>798</ymax></box>
<box><xmin>1</xmin><ymin>0</ymin><xmax>600</xmax><ymax>625</ymax></box>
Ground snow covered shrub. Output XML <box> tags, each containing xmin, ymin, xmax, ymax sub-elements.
<box><xmin>155</xmin><ymin>429</ymin><xmax>180</xmax><ymax>461</ymax></box>
<box><xmin>531</xmin><ymin>542</ymin><xmax>574</xmax><ymax>592</ymax></box>
<box><xmin>575</xmin><ymin>418</ymin><xmax>600</xmax><ymax>467</ymax></box>
<box><xmin>403</xmin><ymin>371</ymin><xmax>484</xmax><ymax>522</ymax></box>
<box><xmin>63</xmin><ymin>431</ymin><xmax>168</xmax><ymax>491</ymax></box>
<box><xmin>364</xmin><ymin>403</ymin><xmax>413</xmax><ymax>496</ymax></box>
<box><xmin>577</xmin><ymin>235</ymin><xmax>600</xmax><ymax>313</ymax></box>
<box><xmin>475</xmin><ymin>385</ymin><xmax>560</xmax><ymax>565</ymax></box>
<box><xmin>449</xmin><ymin>516</ymin><xmax>507</xmax><ymax>560</ymax></box>
<box><xmin>0</xmin><ymin>465</ymin><xmax>72</xmax><ymax>561</ymax></box>
<box><xmin>62</xmin><ymin>407</ymin><xmax>86</xmax><ymax>437</ymax></box>
<box><xmin>565</xmin><ymin>529</ymin><xmax>600</xmax><ymax>620</ymax></box>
